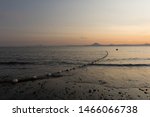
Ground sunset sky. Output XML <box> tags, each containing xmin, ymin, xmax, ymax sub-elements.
<box><xmin>1</xmin><ymin>0</ymin><xmax>150</xmax><ymax>46</ymax></box>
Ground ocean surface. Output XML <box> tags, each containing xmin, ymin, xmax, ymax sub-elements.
<box><xmin>0</xmin><ymin>46</ymin><xmax>150</xmax><ymax>80</ymax></box>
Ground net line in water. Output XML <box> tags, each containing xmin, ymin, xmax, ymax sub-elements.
<box><xmin>0</xmin><ymin>51</ymin><xmax>108</xmax><ymax>84</ymax></box>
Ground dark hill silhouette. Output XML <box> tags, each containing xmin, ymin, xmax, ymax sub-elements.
<box><xmin>91</xmin><ymin>43</ymin><xmax>101</xmax><ymax>46</ymax></box>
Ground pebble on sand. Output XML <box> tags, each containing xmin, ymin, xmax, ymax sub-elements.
<box><xmin>89</xmin><ymin>90</ymin><xmax>92</xmax><ymax>93</ymax></box>
<box><xmin>51</xmin><ymin>72</ymin><xmax>63</xmax><ymax>77</ymax></box>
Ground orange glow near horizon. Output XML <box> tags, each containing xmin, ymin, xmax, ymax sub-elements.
<box><xmin>1</xmin><ymin>0</ymin><xmax>150</xmax><ymax>46</ymax></box>
<box><xmin>90</xmin><ymin>35</ymin><xmax>150</xmax><ymax>45</ymax></box>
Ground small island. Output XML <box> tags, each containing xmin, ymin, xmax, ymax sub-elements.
<box><xmin>91</xmin><ymin>43</ymin><xmax>101</xmax><ymax>46</ymax></box>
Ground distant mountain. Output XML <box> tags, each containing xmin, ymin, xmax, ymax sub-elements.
<box><xmin>91</xmin><ymin>43</ymin><xmax>101</xmax><ymax>46</ymax></box>
<box><xmin>89</xmin><ymin>43</ymin><xmax>150</xmax><ymax>46</ymax></box>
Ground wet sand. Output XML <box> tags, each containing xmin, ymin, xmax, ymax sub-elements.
<box><xmin>0</xmin><ymin>66</ymin><xmax>150</xmax><ymax>100</ymax></box>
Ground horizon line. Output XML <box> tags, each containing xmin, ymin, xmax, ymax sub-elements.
<box><xmin>1</xmin><ymin>43</ymin><xmax>150</xmax><ymax>47</ymax></box>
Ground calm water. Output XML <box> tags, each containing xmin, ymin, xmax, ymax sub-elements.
<box><xmin>0</xmin><ymin>46</ymin><xmax>150</xmax><ymax>79</ymax></box>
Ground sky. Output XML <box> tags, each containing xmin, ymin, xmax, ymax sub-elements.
<box><xmin>1</xmin><ymin>0</ymin><xmax>150</xmax><ymax>46</ymax></box>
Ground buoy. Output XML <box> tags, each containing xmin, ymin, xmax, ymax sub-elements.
<box><xmin>33</xmin><ymin>75</ymin><xmax>37</xmax><ymax>79</ymax></box>
<box><xmin>12</xmin><ymin>79</ymin><xmax>18</xmax><ymax>83</ymax></box>
<box><xmin>47</xmin><ymin>73</ymin><xmax>52</xmax><ymax>77</ymax></box>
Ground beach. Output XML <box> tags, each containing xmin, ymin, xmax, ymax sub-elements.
<box><xmin>0</xmin><ymin>46</ymin><xmax>150</xmax><ymax>100</ymax></box>
<box><xmin>1</xmin><ymin>65</ymin><xmax>150</xmax><ymax>100</ymax></box>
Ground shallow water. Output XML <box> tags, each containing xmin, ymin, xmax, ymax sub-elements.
<box><xmin>0</xmin><ymin>46</ymin><xmax>150</xmax><ymax>80</ymax></box>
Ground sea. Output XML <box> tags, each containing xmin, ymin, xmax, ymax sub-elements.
<box><xmin>0</xmin><ymin>46</ymin><xmax>150</xmax><ymax>80</ymax></box>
